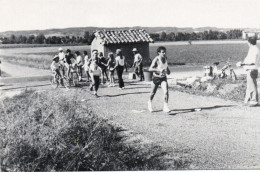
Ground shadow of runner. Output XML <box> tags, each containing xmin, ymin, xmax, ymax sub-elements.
<box><xmin>103</xmin><ymin>91</ymin><xmax>150</xmax><ymax>97</ymax></box>
<box><xmin>168</xmin><ymin>105</ymin><xmax>236</xmax><ymax>115</ymax></box>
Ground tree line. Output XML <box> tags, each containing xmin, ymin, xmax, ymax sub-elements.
<box><xmin>0</xmin><ymin>31</ymin><xmax>95</xmax><ymax>45</ymax></box>
<box><xmin>0</xmin><ymin>29</ymin><xmax>242</xmax><ymax>44</ymax></box>
<box><xmin>150</xmin><ymin>29</ymin><xmax>242</xmax><ymax>41</ymax></box>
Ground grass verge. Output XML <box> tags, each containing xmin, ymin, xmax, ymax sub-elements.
<box><xmin>0</xmin><ymin>89</ymin><xmax>187</xmax><ymax>171</ymax></box>
<box><xmin>172</xmin><ymin>77</ymin><xmax>247</xmax><ymax>101</ymax></box>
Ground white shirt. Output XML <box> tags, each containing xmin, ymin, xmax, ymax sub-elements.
<box><xmin>134</xmin><ymin>53</ymin><xmax>142</xmax><ymax>63</ymax></box>
<box><xmin>116</xmin><ymin>56</ymin><xmax>125</xmax><ymax>66</ymax></box>
<box><xmin>243</xmin><ymin>45</ymin><xmax>260</xmax><ymax>70</ymax></box>
<box><xmin>89</xmin><ymin>62</ymin><xmax>102</xmax><ymax>76</ymax></box>
<box><xmin>76</xmin><ymin>55</ymin><xmax>83</xmax><ymax>66</ymax></box>
<box><xmin>58</xmin><ymin>52</ymin><xmax>65</xmax><ymax>61</ymax></box>
<box><xmin>51</xmin><ymin>61</ymin><xmax>60</xmax><ymax>71</ymax></box>
<box><xmin>151</xmin><ymin>56</ymin><xmax>168</xmax><ymax>78</ymax></box>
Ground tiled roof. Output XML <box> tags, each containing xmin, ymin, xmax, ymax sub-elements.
<box><xmin>94</xmin><ymin>29</ymin><xmax>154</xmax><ymax>44</ymax></box>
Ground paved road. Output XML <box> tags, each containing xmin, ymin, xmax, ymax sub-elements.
<box><xmin>1</xmin><ymin>61</ymin><xmax>259</xmax><ymax>170</ymax></box>
<box><xmin>80</xmin><ymin>81</ymin><xmax>260</xmax><ymax>170</ymax></box>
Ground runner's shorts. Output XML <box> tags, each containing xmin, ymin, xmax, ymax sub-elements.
<box><xmin>152</xmin><ymin>76</ymin><xmax>167</xmax><ymax>85</ymax></box>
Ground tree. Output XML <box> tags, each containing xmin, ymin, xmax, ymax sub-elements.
<box><xmin>35</xmin><ymin>34</ymin><xmax>45</xmax><ymax>44</ymax></box>
<box><xmin>160</xmin><ymin>32</ymin><xmax>167</xmax><ymax>41</ymax></box>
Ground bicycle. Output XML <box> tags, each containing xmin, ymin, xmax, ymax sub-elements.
<box><xmin>69</xmin><ymin>66</ymin><xmax>79</xmax><ymax>87</ymax></box>
<box><xmin>50</xmin><ymin>71</ymin><xmax>70</xmax><ymax>89</ymax></box>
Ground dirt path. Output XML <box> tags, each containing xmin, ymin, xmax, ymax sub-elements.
<box><xmin>77</xmin><ymin>81</ymin><xmax>260</xmax><ymax>170</ymax></box>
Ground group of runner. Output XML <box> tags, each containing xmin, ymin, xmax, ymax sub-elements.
<box><xmin>51</xmin><ymin>37</ymin><xmax>260</xmax><ymax>112</ymax></box>
<box><xmin>51</xmin><ymin>46</ymin><xmax>171</xmax><ymax>112</ymax></box>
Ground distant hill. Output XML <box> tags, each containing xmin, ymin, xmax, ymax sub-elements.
<box><xmin>0</xmin><ymin>26</ymin><xmax>245</xmax><ymax>37</ymax></box>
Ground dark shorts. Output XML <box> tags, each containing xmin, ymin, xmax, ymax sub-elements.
<box><xmin>153</xmin><ymin>76</ymin><xmax>167</xmax><ymax>85</ymax></box>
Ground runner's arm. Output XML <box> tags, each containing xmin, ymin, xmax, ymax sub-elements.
<box><xmin>148</xmin><ymin>58</ymin><xmax>160</xmax><ymax>73</ymax></box>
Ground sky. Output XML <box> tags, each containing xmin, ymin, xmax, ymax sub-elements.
<box><xmin>0</xmin><ymin>0</ymin><xmax>260</xmax><ymax>32</ymax></box>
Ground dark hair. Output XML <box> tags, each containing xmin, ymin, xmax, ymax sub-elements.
<box><xmin>92</xmin><ymin>49</ymin><xmax>98</xmax><ymax>53</ymax></box>
<box><xmin>157</xmin><ymin>46</ymin><xmax>166</xmax><ymax>54</ymax></box>
<box><xmin>248</xmin><ymin>37</ymin><xmax>257</xmax><ymax>45</ymax></box>
<box><xmin>75</xmin><ymin>51</ymin><xmax>80</xmax><ymax>55</ymax></box>
<box><xmin>66</xmin><ymin>49</ymin><xmax>71</xmax><ymax>53</ymax></box>
<box><xmin>116</xmin><ymin>49</ymin><xmax>123</xmax><ymax>59</ymax></box>
<box><xmin>83</xmin><ymin>51</ymin><xmax>88</xmax><ymax>55</ymax></box>
<box><xmin>99</xmin><ymin>52</ymin><xmax>103</xmax><ymax>56</ymax></box>
<box><xmin>108</xmin><ymin>52</ymin><xmax>114</xmax><ymax>59</ymax></box>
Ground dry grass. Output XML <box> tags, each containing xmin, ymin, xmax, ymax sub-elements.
<box><xmin>0</xmin><ymin>89</ymin><xmax>180</xmax><ymax>171</ymax></box>
<box><xmin>172</xmin><ymin>76</ymin><xmax>247</xmax><ymax>101</ymax></box>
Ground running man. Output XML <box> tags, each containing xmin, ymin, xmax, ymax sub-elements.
<box><xmin>148</xmin><ymin>46</ymin><xmax>171</xmax><ymax>113</ymax></box>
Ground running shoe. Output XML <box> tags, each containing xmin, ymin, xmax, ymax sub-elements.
<box><xmin>148</xmin><ymin>101</ymin><xmax>153</xmax><ymax>112</ymax></box>
<box><xmin>163</xmin><ymin>104</ymin><xmax>170</xmax><ymax>113</ymax></box>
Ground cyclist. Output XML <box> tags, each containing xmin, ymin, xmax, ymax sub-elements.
<box><xmin>51</xmin><ymin>55</ymin><xmax>63</xmax><ymax>84</ymax></box>
<box><xmin>65</xmin><ymin>49</ymin><xmax>75</xmax><ymax>79</ymax></box>
<box><xmin>58</xmin><ymin>47</ymin><xmax>66</xmax><ymax>76</ymax></box>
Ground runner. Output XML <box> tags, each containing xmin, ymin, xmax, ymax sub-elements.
<box><xmin>98</xmin><ymin>52</ymin><xmax>109</xmax><ymax>84</ymax></box>
<box><xmin>148</xmin><ymin>46</ymin><xmax>171</xmax><ymax>113</ymax></box>
<box><xmin>65</xmin><ymin>49</ymin><xmax>74</xmax><ymax>79</ymax></box>
<box><xmin>89</xmin><ymin>50</ymin><xmax>102</xmax><ymax>97</ymax></box>
<box><xmin>75</xmin><ymin>51</ymin><xmax>83</xmax><ymax>81</ymax></box>
<box><xmin>83</xmin><ymin>51</ymin><xmax>91</xmax><ymax>82</ymax></box>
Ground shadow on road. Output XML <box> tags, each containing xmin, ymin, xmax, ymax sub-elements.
<box><xmin>168</xmin><ymin>105</ymin><xmax>236</xmax><ymax>115</ymax></box>
<box><xmin>103</xmin><ymin>91</ymin><xmax>150</xmax><ymax>97</ymax></box>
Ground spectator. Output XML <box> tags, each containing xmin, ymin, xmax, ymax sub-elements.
<box><xmin>132</xmin><ymin>48</ymin><xmax>144</xmax><ymax>81</ymax></box>
<box><xmin>106</xmin><ymin>52</ymin><xmax>116</xmax><ymax>87</ymax></box>
<box><xmin>114</xmin><ymin>49</ymin><xmax>125</xmax><ymax>90</ymax></box>
<box><xmin>237</xmin><ymin>37</ymin><xmax>259</xmax><ymax>106</ymax></box>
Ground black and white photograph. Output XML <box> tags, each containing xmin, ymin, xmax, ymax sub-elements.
<box><xmin>0</xmin><ymin>0</ymin><xmax>260</xmax><ymax>171</ymax></box>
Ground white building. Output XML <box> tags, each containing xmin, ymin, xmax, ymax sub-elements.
<box><xmin>242</xmin><ymin>30</ymin><xmax>260</xmax><ymax>39</ymax></box>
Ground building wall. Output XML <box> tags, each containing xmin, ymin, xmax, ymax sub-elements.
<box><xmin>91</xmin><ymin>38</ymin><xmax>104</xmax><ymax>57</ymax></box>
<box><xmin>104</xmin><ymin>43</ymin><xmax>151</xmax><ymax>67</ymax></box>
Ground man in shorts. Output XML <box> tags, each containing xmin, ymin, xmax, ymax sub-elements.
<box><xmin>148</xmin><ymin>46</ymin><xmax>171</xmax><ymax>113</ymax></box>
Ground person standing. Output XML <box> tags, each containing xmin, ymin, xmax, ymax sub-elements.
<box><xmin>75</xmin><ymin>51</ymin><xmax>83</xmax><ymax>81</ymax></box>
<box><xmin>106</xmin><ymin>52</ymin><xmax>116</xmax><ymax>87</ymax></box>
<box><xmin>237</xmin><ymin>37</ymin><xmax>259</xmax><ymax>106</ymax></box>
<box><xmin>98</xmin><ymin>52</ymin><xmax>109</xmax><ymax>84</ymax></box>
<box><xmin>132</xmin><ymin>48</ymin><xmax>144</xmax><ymax>81</ymax></box>
<box><xmin>83</xmin><ymin>51</ymin><xmax>91</xmax><ymax>82</ymax></box>
<box><xmin>114</xmin><ymin>49</ymin><xmax>125</xmax><ymax>90</ymax></box>
<box><xmin>148</xmin><ymin>46</ymin><xmax>171</xmax><ymax>113</ymax></box>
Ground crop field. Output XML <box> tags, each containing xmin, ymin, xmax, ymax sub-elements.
<box><xmin>0</xmin><ymin>41</ymin><xmax>256</xmax><ymax>70</ymax></box>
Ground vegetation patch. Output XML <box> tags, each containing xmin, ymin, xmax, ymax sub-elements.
<box><xmin>172</xmin><ymin>76</ymin><xmax>247</xmax><ymax>101</ymax></box>
<box><xmin>0</xmin><ymin>89</ymin><xmax>187</xmax><ymax>171</ymax></box>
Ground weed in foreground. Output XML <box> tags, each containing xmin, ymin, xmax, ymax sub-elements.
<box><xmin>0</xmin><ymin>89</ymin><xmax>185</xmax><ymax>171</ymax></box>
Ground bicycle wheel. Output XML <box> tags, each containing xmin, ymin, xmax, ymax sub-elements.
<box><xmin>50</xmin><ymin>76</ymin><xmax>58</xmax><ymax>88</ymax></box>
<box><xmin>63</xmin><ymin>77</ymin><xmax>71</xmax><ymax>89</ymax></box>
<box><xmin>72</xmin><ymin>72</ymin><xmax>79</xmax><ymax>87</ymax></box>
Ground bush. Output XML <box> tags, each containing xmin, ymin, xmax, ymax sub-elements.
<box><xmin>0</xmin><ymin>89</ymin><xmax>173</xmax><ymax>171</ymax></box>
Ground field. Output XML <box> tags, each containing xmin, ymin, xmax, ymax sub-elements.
<box><xmin>0</xmin><ymin>41</ymin><xmax>254</xmax><ymax>71</ymax></box>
